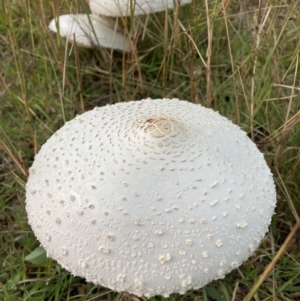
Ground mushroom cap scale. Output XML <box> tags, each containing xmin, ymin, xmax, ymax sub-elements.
<box><xmin>89</xmin><ymin>0</ymin><xmax>192</xmax><ymax>16</ymax></box>
<box><xmin>48</xmin><ymin>14</ymin><xmax>132</xmax><ymax>52</ymax></box>
<box><xmin>25</xmin><ymin>98</ymin><xmax>276</xmax><ymax>297</ymax></box>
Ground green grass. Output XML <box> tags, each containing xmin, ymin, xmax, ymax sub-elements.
<box><xmin>1</xmin><ymin>0</ymin><xmax>300</xmax><ymax>300</ymax></box>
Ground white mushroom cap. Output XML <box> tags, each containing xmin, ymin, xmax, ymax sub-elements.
<box><xmin>48</xmin><ymin>14</ymin><xmax>132</xmax><ymax>52</ymax></box>
<box><xmin>25</xmin><ymin>98</ymin><xmax>276</xmax><ymax>297</ymax></box>
<box><xmin>88</xmin><ymin>0</ymin><xmax>192</xmax><ymax>16</ymax></box>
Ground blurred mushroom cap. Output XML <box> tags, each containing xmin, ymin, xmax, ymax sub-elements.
<box><xmin>48</xmin><ymin>14</ymin><xmax>132</xmax><ymax>52</ymax></box>
<box><xmin>89</xmin><ymin>0</ymin><xmax>192</xmax><ymax>16</ymax></box>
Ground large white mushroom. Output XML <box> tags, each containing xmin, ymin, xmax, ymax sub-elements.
<box><xmin>25</xmin><ymin>98</ymin><xmax>276</xmax><ymax>297</ymax></box>
<box><xmin>48</xmin><ymin>14</ymin><xmax>132</xmax><ymax>52</ymax></box>
<box><xmin>88</xmin><ymin>0</ymin><xmax>193</xmax><ymax>16</ymax></box>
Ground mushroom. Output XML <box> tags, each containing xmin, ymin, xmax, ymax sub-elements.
<box><xmin>48</xmin><ymin>14</ymin><xmax>132</xmax><ymax>52</ymax></box>
<box><xmin>88</xmin><ymin>0</ymin><xmax>193</xmax><ymax>16</ymax></box>
<box><xmin>25</xmin><ymin>98</ymin><xmax>276</xmax><ymax>297</ymax></box>
<box><xmin>87</xmin><ymin>0</ymin><xmax>193</xmax><ymax>46</ymax></box>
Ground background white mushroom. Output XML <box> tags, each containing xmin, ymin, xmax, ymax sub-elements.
<box><xmin>88</xmin><ymin>0</ymin><xmax>193</xmax><ymax>16</ymax></box>
<box><xmin>25</xmin><ymin>98</ymin><xmax>276</xmax><ymax>297</ymax></box>
<box><xmin>48</xmin><ymin>14</ymin><xmax>132</xmax><ymax>52</ymax></box>
<box><xmin>88</xmin><ymin>0</ymin><xmax>193</xmax><ymax>45</ymax></box>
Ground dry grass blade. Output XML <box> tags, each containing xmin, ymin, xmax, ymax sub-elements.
<box><xmin>0</xmin><ymin>136</ymin><xmax>28</xmax><ymax>178</ymax></box>
<box><xmin>205</xmin><ymin>0</ymin><xmax>213</xmax><ymax>107</ymax></box>
<box><xmin>243</xmin><ymin>219</ymin><xmax>300</xmax><ymax>301</ymax></box>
